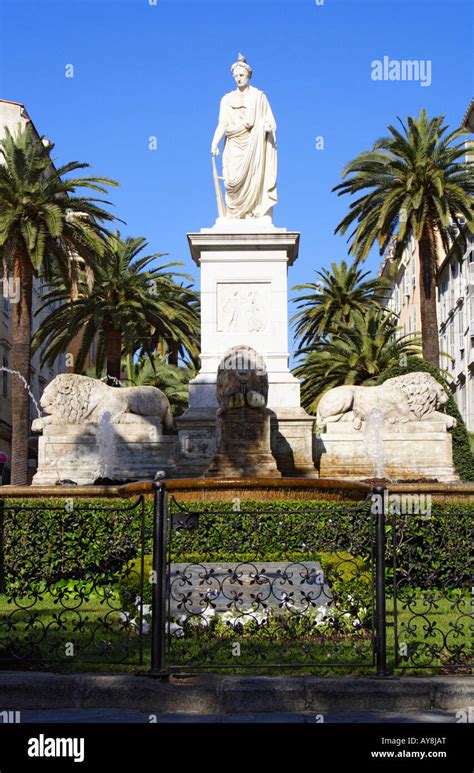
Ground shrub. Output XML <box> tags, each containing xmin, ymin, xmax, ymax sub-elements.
<box><xmin>386</xmin><ymin>510</ymin><xmax>472</xmax><ymax>590</ymax></box>
<box><xmin>2</xmin><ymin>497</ymin><xmax>470</xmax><ymax>600</ymax></box>
<box><xmin>2</xmin><ymin>497</ymin><xmax>147</xmax><ymax>594</ymax></box>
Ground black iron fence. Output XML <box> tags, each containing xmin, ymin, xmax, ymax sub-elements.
<box><xmin>390</xmin><ymin>506</ymin><xmax>472</xmax><ymax>673</ymax></box>
<box><xmin>0</xmin><ymin>489</ymin><xmax>149</xmax><ymax>668</ymax></box>
<box><xmin>0</xmin><ymin>479</ymin><xmax>472</xmax><ymax>676</ymax></box>
<box><xmin>162</xmin><ymin>493</ymin><xmax>377</xmax><ymax>673</ymax></box>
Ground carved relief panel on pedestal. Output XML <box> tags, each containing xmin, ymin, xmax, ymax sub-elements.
<box><xmin>217</xmin><ymin>282</ymin><xmax>270</xmax><ymax>334</ymax></box>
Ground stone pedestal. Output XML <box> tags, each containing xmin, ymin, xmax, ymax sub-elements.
<box><xmin>177</xmin><ymin>226</ymin><xmax>317</xmax><ymax>478</ymax></box>
<box><xmin>269</xmin><ymin>408</ymin><xmax>318</xmax><ymax>477</ymax></box>
<box><xmin>32</xmin><ymin>420</ymin><xmax>177</xmax><ymax>485</ymax></box>
<box><xmin>204</xmin><ymin>407</ymin><xmax>281</xmax><ymax>478</ymax></box>
<box><xmin>316</xmin><ymin>421</ymin><xmax>458</xmax><ymax>482</ymax></box>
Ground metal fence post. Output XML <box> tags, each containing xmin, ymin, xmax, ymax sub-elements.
<box><xmin>373</xmin><ymin>484</ymin><xmax>389</xmax><ymax>676</ymax></box>
<box><xmin>148</xmin><ymin>472</ymin><xmax>169</xmax><ymax>679</ymax></box>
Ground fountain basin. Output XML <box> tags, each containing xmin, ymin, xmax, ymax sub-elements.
<box><xmin>2</xmin><ymin>477</ymin><xmax>474</xmax><ymax>504</ymax></box>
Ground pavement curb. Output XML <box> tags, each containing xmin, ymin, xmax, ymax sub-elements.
<box><xmin>0</xmin><ymin>673</ymin><xmax>472</xmax><ymax>713</ymax></box>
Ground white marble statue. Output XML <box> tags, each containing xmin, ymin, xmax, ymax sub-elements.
<box><xmin>32</xmin><ymin>374</ymin><xmax>175</xmax><ymax>432</ymax></box>
<box><xmin>211</xmin><ymin>53</ymin><xmax>277</xmax><ymax>221</ymax></box>
<box><xmin>316</xmin><ymin>372</ymin><xmax>456</xmax><ymax>432</ymax></box>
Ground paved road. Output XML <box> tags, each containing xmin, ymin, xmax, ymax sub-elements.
<box><xmin>8</xmin><ymin>709</ymin><xmax>461</xmax><ymax>723</ymax></box>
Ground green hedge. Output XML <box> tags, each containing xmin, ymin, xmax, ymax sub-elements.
<box><xmin>1</xmin><ymin>497</ymin><xmax>471</xmax><ymax>595</ymax></box>
<box><xmin>386</xmin><ymin>511</ymin><xmax>472</xmax><ymax>590</ymax></box>
<box><xmin>2</xmin><ymin>497</ymin><xmax>146</xmax><ymax>594</ymax></box>
<box><xmin>377</xmin><ymin>357</ymin><xmax>474</xmax><ymax>481</ymax></box>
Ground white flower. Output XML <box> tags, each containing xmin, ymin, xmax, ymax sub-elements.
<box><xmin>119</xmin><ymin>611</ymin><xmax>136</xmax><ymax>626</ymax></box>
<box><xmin>169</xmin><ymin>622</ymin><xmax>184</xmax><ymax>637</ymax></box>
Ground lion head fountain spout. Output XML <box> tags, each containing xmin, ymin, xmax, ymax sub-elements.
<box><xmin>204</xmin><ymin>345</ymin><xmax>281</xmax><ymax>479</ymax></box>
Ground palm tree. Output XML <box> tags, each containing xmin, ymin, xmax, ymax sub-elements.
<box><xmin>294</xmin><ymin>309</ymin><xmax>420</xmax><ymax>414</ymax></box>
<box><xmin>130</xmin><ymin>357</ymin><xmax>195</xmax><ymax>417</ymax></box>
<box><xmin>32</xmin><ymin>231</ymin><xmax>200</xmax><ymax>382</ymax></box>
<box><xmin>133</xmin><ymin>287</ymin><xmax>201</xmax><ymax>372</ymax></box>
<box><xmin>292</xmin><ymin>259</ymin><xmax>389</xmax><ymax>347</ymax></box>
<box><xmin>333</xmin><ymin>109</ymin><xmax>474</xmax><ymax>367</ymax></box>
<box><xmin>0</xmin><ymin>123</ymin><xmax>118</xmax><ymax>484</ymax></box>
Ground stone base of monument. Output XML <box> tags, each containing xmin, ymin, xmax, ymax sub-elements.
<box><xmin>316</xmin><ymin>421</ymin><xmax>458</xmax><ymax>482</ymax></box>
<box><xmin>176</xmin><ymin>408</ymin><xmax>217</xmax><ymax>478</ymax></box>
<box><xmin>176</xmin><ymin>227</ymin><xmax>318</xmax><ymax>479</ymax></box>
<box><xmin>269</xmin><ymin>408</ymin><xmax>319</xmax><ymax>478</ymax></box>
<box><xmin>32</xmin><ymin>421</ymin><xmax>177</xmax><ymax>486</ymax></box>
<box><xmin>177</xmin><ymin>406</ymin><xmax>317</xmax><ymax>478</ymax></box>
<box><xmin>204</xmin><ymin>407</ymin><xmax>281</xmax><ymax>478</ymax></box>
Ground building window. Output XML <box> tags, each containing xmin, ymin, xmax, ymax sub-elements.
<box><xmin>402</xmin><ymin>269</ymin><xmax>410</xmax><ymax>301</ymax></box>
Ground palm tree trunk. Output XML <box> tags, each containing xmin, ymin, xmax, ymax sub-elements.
<box><xmin>105</xmin><ymin>327</ymin><xmax>122</xmax><ymax>385</ymax></box>
<box><xmin>418</xmin><ymin>226</ymin><xmax>440</xmax><ymax>368</ymax></box>
<box><xmin>11</xmin><ymin>254</ymin><xmax>33</xmax><ymax>485</ymax></box>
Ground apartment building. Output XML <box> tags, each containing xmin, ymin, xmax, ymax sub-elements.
<box><xmin>431</xmin><ymin>102</ymin><xmax>473</xmax><ymax>427</ymax></box>
<box><xmin>379</xmin><ymin>232</ymin><xmax>420</xmax><ymax>340</ymax></box>
<box><xmin>379</xmin><ymin>100</ymin><xmax>474</xmax><ymax>431</ymax></box>
<box><xmin>437</xmin><ymin>229</ymin><xmax>474</xmax><ymax>430</ymax></box>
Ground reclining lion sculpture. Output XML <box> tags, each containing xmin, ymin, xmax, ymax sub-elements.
<box><xmin>317</xmin><ymin>372</ymin><xmax>456</xmax><ymax>432</ymax></box>
<box><xmin>32</xmin><ymin>373</ymin><xmax>175</xmax><ymax>433</ymax></box>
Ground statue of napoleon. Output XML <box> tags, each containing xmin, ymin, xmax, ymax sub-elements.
<box><xmin>211</xmin><ymin>54</ymin><xmax>277</xmax><ymax>222</ymax></box>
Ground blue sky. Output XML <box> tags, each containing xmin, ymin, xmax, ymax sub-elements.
<box><xmin>0</xmin><ymin>0</ymin><xmax>472</xmax><ymax>354</ymax></box>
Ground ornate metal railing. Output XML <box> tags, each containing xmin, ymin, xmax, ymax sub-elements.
<box><xmin>390</xmin><ymin>508</ymin><xmax>472</xmax><ymax>673</ymax></box>
<box><xmin>159</xmin><ymin>493</ymin><xmax>377</xmax><ymax>673</ymax></box>
<box><xmin>0</xmin><ymin>479</ymin><xmax>472</xmax><ymax>676</ymax></box>
<box><xmin>0</xmin><ymin>488</ymin><xmax>148</xmax><ymax>668</ymax></box>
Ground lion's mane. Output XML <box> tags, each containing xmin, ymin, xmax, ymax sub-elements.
<box><xmin>43</xmin><ymin>374</ymin><xmax>96</xmax><ymax>422</ymax></box>
<box><xmin>384</xmin><ymin>373</ymin><xmax>443</xmax><ymax>419</ymax></box>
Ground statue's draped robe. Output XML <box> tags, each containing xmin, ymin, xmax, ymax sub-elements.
<box><xmin>219</xmin><ymin>85</ymin><xmax>277</xmax><ymax>219</ymax></box>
